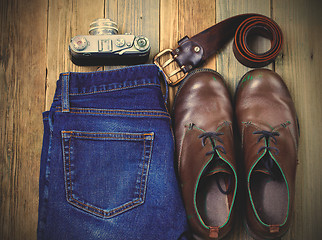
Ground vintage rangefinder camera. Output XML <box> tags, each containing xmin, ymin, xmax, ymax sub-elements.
<box><xmin>69</xmin><ymin>19</ymin><xmax>150</xmax><ymax>66</ymax></box>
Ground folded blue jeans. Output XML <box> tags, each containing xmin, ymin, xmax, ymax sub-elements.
<box><xmin>37</xmin><ymin>64</ymin><xmax>188</xmax><ymax>239</ymax></box>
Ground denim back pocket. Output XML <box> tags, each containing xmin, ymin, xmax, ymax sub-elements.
<box><xmin>61</xmin><ymin>130</ymin><xmax>154</xmax><ymax>218</ymax></box>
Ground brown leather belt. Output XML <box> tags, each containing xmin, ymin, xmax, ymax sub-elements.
<box><xmin>154</xmin><ymin>14</ymin><xmax>283</xmax><ymax>86</ymax></box>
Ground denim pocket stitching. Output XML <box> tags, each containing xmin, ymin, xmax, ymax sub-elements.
<box><xmin>55</xmin><ymin>107</ymin><xmax>171</xmax><ymax>119</ymax></box>
<box><xmin>62</xmin><ymin>130</ymin><xmax>154</xmax><ymax>218</ymax></box>
<box><xmin>137</xmin><ymin>135</ymin><xmax>152</xmax><ymax>201</ymax></box>
<box><xmin>56</xmin><ymin>106</ymin><xmax>169</xmax><ymax>114</ymax></box>
<box><xmin>54</xmin><ymin>83</ymin><xmax>160</xmax><ymax>99</ymax></box>
<box><xmin>58</xmin><ymin>111</ymin><xmax>171</xmax><ymax>119</ymax></box>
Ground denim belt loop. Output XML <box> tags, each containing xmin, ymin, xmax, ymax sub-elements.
<box><xmin>61</xmin><ymin>73</ymin><xmax>70</xmax><ymax>112</ymax></box>
<box><xmin>48</xmin><ymin>110</ymin><xmax>54</xmax><ymax>133</ymax></box>
<box><xmin>158</xmin><ymin>67</ymin><xmax>169</xmax><ymax>105</ymax></box>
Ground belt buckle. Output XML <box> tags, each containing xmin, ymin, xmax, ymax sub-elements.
<box><xmin>154</xmin><ymin>49</ymin><xmax>187</xmax><ymax>86</ymax></box>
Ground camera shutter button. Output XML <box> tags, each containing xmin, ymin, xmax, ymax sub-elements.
<box><xmin>71</xmin><ymin>36</ymin><xmax>88</xmax><ymax>51</ymax></box>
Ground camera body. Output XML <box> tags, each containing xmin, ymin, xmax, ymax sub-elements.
<box><xmin>69</xmin><ymin>19</ymin><xmax>150</xmax><ymax>66</ymax></box>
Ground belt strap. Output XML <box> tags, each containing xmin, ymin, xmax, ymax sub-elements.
<box><xmin>154</xmin><ymin>14</ymin><xmax>283</xmax><ymax>85</ymax></box>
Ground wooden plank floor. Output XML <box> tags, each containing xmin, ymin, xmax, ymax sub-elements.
<box><xmin>1</xmin><ymin>0</ymin><xmax>321</xmax><ymax>239</ymax></box>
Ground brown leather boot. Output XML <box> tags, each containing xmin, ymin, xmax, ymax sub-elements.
<box><xmin>173</xmin><ymin>69</ymin><xmax>237</xmax><ymax>239</ymax></box>
<box><xmin>235</xmin><ymin>69</ymin><xmax>299</xmax><ymax>239</ymax></box>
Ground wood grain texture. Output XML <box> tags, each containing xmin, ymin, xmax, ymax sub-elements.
<box><xmin>45</xmin><ymin>0</ymin><xmax>105</xmax><ymax>109</ymax></box>
<box><xmin>214</xmin><ymin>2</ymin><xmax>272</xmax><ymax>239</ymax></box>
<box><xmin>215</xmin><ymin>0</ymin><xmax>272</xmax><ymax>95</ymax></box>
<box><xmin>159</xmin><ymin>0</ymin><xmax>179</xmax><ymax>110</ymax></box>
<box><xmin>1</xmin><ymin>0</ymin><xmax>322</xmax><ymax>239</ymax></box>
<box><xmin>178</xmin><ymin>0</ymin><xmax>216</xmax><ymax>70</ymax></box>
<box><xmin>273</xmin><ymin>1</ymin><xmax>322</xmax><ymax>239</ymax></box>
<box><xmin>0</xmin><ymin>0</ymin><xmax>48</xmax><ymax>239</ymax></box>
<box><xmin>160</xmin><ymin>0</ymin><xmax>216</xmax><ymax>110</ymax></box>
<box><xmin>104</xmin><ymin>0</ymin><xmax>159</xmax><ymax>71</ymax></box>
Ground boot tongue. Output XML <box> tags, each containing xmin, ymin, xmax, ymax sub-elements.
<box><xmin>253</xmin><ymin>153</ymin><xmax>281</xmax><ymax>178</ymax></box>
<box><xmin>254</xmin><ymin>166</ymin><xmax>271</xmax><ymax>175</ymax></box>
<box><xmin>201</xmin><ymin>157</ymin><xmax>234</xmax><ymax>195</ymax></box>
<box><xmin>202</xmin><ymin>158</ymin><xmax>233</xmax><ymax>178</ymax></box>
<box><xmin>253</xmin><ymin>154</ymin><xmax>272</xmax><ymax>176</ymax></box>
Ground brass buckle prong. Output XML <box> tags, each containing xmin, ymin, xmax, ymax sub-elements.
<box><xmin>153</xmin><ymin>49</ymin><xmax>187</xmax><ymax>86</ymax></box>
<box><xmin>169</xmin><ymin>65</ymin><xmax>185</xmax><ymax>78</ymax></box>
<box><xmin>162</xmin><ymin>57</ymin><xmax>175</xmax><ymax>68</ymax></box>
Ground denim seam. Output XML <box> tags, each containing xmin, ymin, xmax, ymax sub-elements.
<box><xmin>54</xmin><ymin>83</ymin><xmax>160</xmax><ymax>99</ymax></box>
<box><xmin>137</xmin><ymin>133</ymin><xmax>153</xmax><ymax>200</ymax></box>
<box><xmin>141</xmin><ymin>134</ymin><xmax>153</xmax><ymax>199</ymax></box>
<box><xmin>62</xmin><ymin>131</ymin><xmax>153</xmax><ymax>218</ymax></box>
<box><xmin>55</xmin><ymin>106</ymin><xmax>170</xmax><ymax>117</ymax></box>
<box><xmin>68</xmin><ymin>136</ymin><xmax>145</xmax><ymax>140</ymax></box>
<box><xmin>63</xmin><ymin>131</ymin><xmax>150</xmax><ymax>136</ymax></box>
<box><xmin>55</xmin><ymin>109</ymin><xmax>171</xmax><ymax>119</ymax></box>
<box><xmin>56</xmin><ymin>106</ymin><xmax>168</xmax><ymax>114</ymax></box>
<box><xmin>37</xmin><ymin>117</ymin><xmax>53</xmax><ymax>237</ymax></box>
<box><xmin>61</xmin><ymin>64</ymin><xmax>156</xmax><ymax>76</ymax></box>
<box><xmin>67</xmin><ymin>137</ymin><xmax>72</xmax><ymax>200</ymax></box>
<box><xmin>138</xmin><ymin>138</ymin><xmax>147</xmax><ymax>200</ymax></box>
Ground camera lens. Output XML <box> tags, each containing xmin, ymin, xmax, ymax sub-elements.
<box><xmin>89</xmin><ymin>19</ymin><xmax>118</xmax><ymax>35</ymax></box>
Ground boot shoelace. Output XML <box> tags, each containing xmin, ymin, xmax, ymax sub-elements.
<box><xmin>198</xmin><ymin>132</ymin><xmax>232</xmax><ymax>194</ymax></box>
<box><xmin>253</xmin><ymin>130</ymin><xmax>280</xmax><ymax>178</ymax></box>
